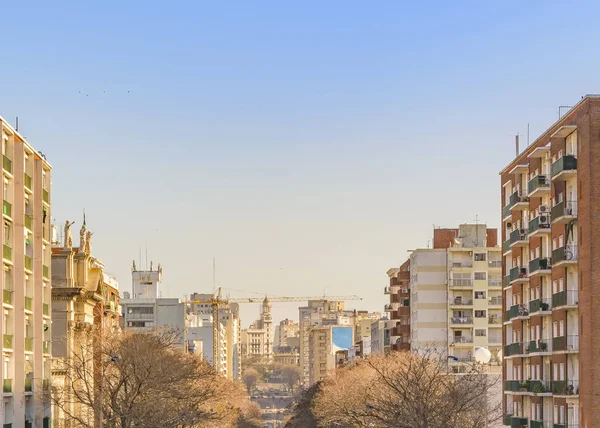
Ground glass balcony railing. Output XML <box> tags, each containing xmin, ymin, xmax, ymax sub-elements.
<box><xmin>2</xmin><ymin>200</ymin><xmax>11</xmax><ymax>217</ymax></box>
<box><xmin>24</xmin><ymin>255</ymin><xmax>32</xmax><ymax>271</ymax></box>
<box><xmin>24</xmin><ymin>173</ymin><xmax>32</xmax><ymax>190</ymax></box>
<box><xmin>3</xmin><ymin>334</ymin><xmax>13</xmax><ymax>349</ymax></box>
<box><xmin>552</xmin><ymin>290</ymin><xmax>579</xmax><ymax>308</ymax></box>
<box><xmin>504</xmin><ymin>342</ymin><xmax>522</xmax><ymax>356</ymax></box>
<box><xmin>503</xmin><ymin>275</ymin><xmax>510</xmax><ymax>288</ymax></box>
<box><xmin>510</xmin><ymin>266</ymin><xmax>527</xmax><ymax>281</ymax></box>
<box><xmin>503</xmin><ymin>204</ymin><xmax>511</xmax><ymax>219</ymax></box>
<box><xmin>24</xmin><ymin>296</ymin><xmax>32</xmax><ymax>311</ymax></box>
<box><xmin>529</xmin><ymin>257</ymin><xmax>551</xmax><ymax>274</ymax></box>
<box><xmin>3</xmin><ymin>245</ymin><xmax>11</xmax><ymax>261</ymax></box>
<box><xmin>504</xmin><ymin>380</ymin><xmax>520</xmax><ymax>391</ymax></box>
<box><xmin>527</xmin><ymin>339</ymin><xmax>550</xmax><ymax>353</ymax></box>
<box><xmin>528</xmin><ymin>215</ymin><xmax>551</xmax><ymax>234</ymax></box>
<box><xmin>552</xmin><ymin>379</ymin><xmax>579</xmax><ymax>396</ymax></box>
<box><xmin>510</xmin><ymin>228</ymin><xmax>528</xmax><ymax>245</ymax></box>
<box><xmin>551</xmin><ymin>154</ymin><xmax>577</xmax><ymax>177</ymax></box>
<box><xmin>553</xmin><ymin>245</ymin><xmax>577</xmax><ymax>264</ymax></box>
<box><xmin>529</xmin><ymin>298</ymin><xmax>551</xmax><ymax>313</ymax></box>
<box><xmin>528</xmin><ymin>174</ymin><xmax>550</xmax><ymax>194</ymax></box>
<box><xmin>25</xmin><ymin>337</ymin><xmax>33</xmax><ymax>352</ymax></box>
<box><xmin>552</xmin><ymin>200</ymin><xmax>577</xmax><ymax>220</ymax></box>
<box><xmin>3</xmin><ymin>289</ymin><xmax>12</xmax><ymax>305</ymax></box>
<box><xmin>3</xmin><ymin>155</ymin><xmax>12</xmax><ymax>174</ymax></box>
<box><xmin>503</xmin><ymin>239</ymin><xmax>510</xmax><ymax>253</ymax></box>
<box><xmin>24</xmin><ymin>214</ymin><xmax>32</xmax><ymax>230</ymax></box>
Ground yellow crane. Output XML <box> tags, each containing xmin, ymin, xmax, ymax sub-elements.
<box><xmin>185</xmin><ymin>287</ymin><xmax>362</xmax><ymax>372</ymax></box>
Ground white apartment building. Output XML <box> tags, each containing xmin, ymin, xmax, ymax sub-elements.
<box><xmin>1</xmin><ymin>116</ymin><xmax>52</xmax><ymax>427</ymax></box>
<box><xmin>274</xmin><ymin>318</ymin><xmax>299</xmax><ymax>353</ymax></box>
<box><xmin>370</xmin><ymin>319</ymin><xmax>395</xmax><ymax>355</ymax></box>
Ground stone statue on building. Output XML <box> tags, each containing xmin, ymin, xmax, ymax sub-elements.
<box><xmin>79</xmin><ymin>222</ymin><xmax>87</xmax><ymax>250</ymax></box>
<box><xmin>64</xmin><ymin>220</ymin><xmax>75</xmax><ymax>247</ymax></box>
<box><xmin>85</xmin><ymin>231</ymin><xmax>93</xmax><ymax>255</ymax></box>
<box><xmin>150</xmin><ymin>261</ymin><xmax>153</xmax><ymax>271</ymax></box>
<box><xmin>132</xmin><ymin>260</ymin><xmax>137</xmax><ymax>271</ymax></box>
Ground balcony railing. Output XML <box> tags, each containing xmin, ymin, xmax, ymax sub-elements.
<box><xmin>452</xmin><ymin>336</ymin><xmax>473</xmax><ymax>344</ymax></box>
<box><xmin>552</xmin><ymin>200</ymin><xmax>577</xmax><ymax>221</ymax></box>
<box><xmin>553</xmin><ymin>334</ymin><xmax>578</xmax><ymax>352</ymax></box>
<box><xmin>24</xmin><ymin>296</ymin><xmax>32</xmax><ymax>311</ymax></box>
<box><xmin>449</xmin><ymin>279</ymin><xmax>472</xmax><ymax>287</ymax></box>
<box><xmin>24</xmin><ymin>214</ymin><xmax>32</xmax><ymax>230</ymax></box>
<box><xmin>3</xmin><ymin>155</ymin><xmax>12</xmax><ymax>174</ymax></box>
<box><xmin>528</xmin><ymin>174</ymin><xmax>551</xmax><ymax>194</ymax></box>
<box><xmin>43</xmin><ymin>189</ymin><xmax>49</xmax><ymax>204</ymax></box>
<box><xmin>451</xmin><ymin>261</ymin><xmax>473</xmax><ymax>268</ymax></box>
<box><xmin>3</xmin><ymin>245</ymin><xmax>11</xmax><ymax>261</ymax></box>
<box><xmin>504</xmin><ymin>380</ymin><xmax>520</xmax><ymax>391</ymax></box>
<box><xmin>503</xmin><ymin>239</ymin><xmax>511</xmax><ymax>254</ymax></box>
<box><xmin>488</xmin><ymin>260</ymin><xmax>502</xmax><ymax>268</ymax></box>
<box><xmin>489</xmin><ymin>296</ymin><xmax>502</xmax><ymax>306</ymax></box>
<box><xmin>510</xmin><ymin>266</ymin><xmax>528</xmax><ymax>282</ymax></box>
<box><xmin>528</xmin><ymin>379</ymin><xmax>552</xmax><ymax>394</ymax></box>
<box><xmin>553</xmin><ymin>245</ymin><xmax>578</xmax><ymax>264</ymax></box>
<box><xmin>488</xmin><ymin>316</ymin><xmax>501</xmax><ymax>325</ymax></box>
<box><xmin>503</xmin><ymin>204</ymin><xmax>511</xmax><ymax>220</ymax></box>
<box><xmin>504</xmin><ymin>342</ymin><xmax>523</xmax><ymax>356</ymax></box>
<box><xmin>503</xmin><ymin>275</ymin><xmax>510</xmax><ymax>288</ymax></box>
<box><xmin>3</xmin><ymin>334</ymin><xmax>13</xmax><ymax>348</ymax></box>
<box><xmin>529</xmin><ymin>257</ymin><xmax>551</xmax><ymax>274</ymax></box>
<box><xmin>529</xmin><ymin>298</ymin><xmax>551</xmax><ymax>313</ymax></box>
<box><xmin>2</xmin><ymin>200</ymin><xmax>11</xmax><ymax>217</ymax></box>
<box><xmin>552</xmin><ymin>379</ymin><xmax>579</xmax><ymax>396</ymax></box>
<box><xmin>510</xmin><ymin>228</ymin><xmax>528</xmax><ymax>245</ymax></box>
<box><xmin>25</xmin><ymin>337</ymin><xmax>33</xmax><ymax>352</ymax></box>
<box><xmin>527</xmin><ymin>339</ymin><xmax>550</xmax><ymax>353</ymax></box>
<box><xmin>3</xmin><ymin>289</ymin><xmax>12</xmax><ymax>305</ymax></box>
<box><xmin>3</xmin><ymin>378</ymin><xmax>12</xmax><ymax>393</ymax></box>
<box><xmin>528</xmin><ymin>215</ymin><xmax>551</xmax><ymax>235</ymax></box>
<box><xmin>509</xmin><ymin>304</ymin><xmax>528</xmax><ymax>319</ymax></box>
<box><xmin>24</xmin><ymin>173</ymin><xmax>32</xmax><ymax>190</ymax></box>
<box><xmin>24</xmin><ymin>255</ymin><xmax>33</xmax><ymax>271</ymax></box>
<box><xmin>551</xmin><ymin>154</ymin><xmax>577</xmax><ymax>177</ymax></box>
<box><xmin>552</xmin><ymin>290</ymin><xmax>578</xmax><ymax>308</ymax></box>
<box><xmin>450</xmin><ymin>317</ymin><xmax>473</xmax><ymax>325</ymax></box>
<box><xmin>449</xmin><ymin>297</ymin><xmax>473</xmax><ymax>305</ymax></box>
<box><xmin>509</xmin><ymin>191</ymin><xmax>528</xmax><ymax>208</ymax></box>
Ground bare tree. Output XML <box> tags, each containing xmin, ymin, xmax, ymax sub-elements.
<box><xmin>280</xmin><ymin>365</ymin><xmax>302</xmax><ymax>394</ymax></box>
<box><xmin>313</xmin><ymin>350</ymin><xmax>502</xmax><ymax>428</ymax></box>
<box><xmin>284</xmin><ymin>382</ymin><xmax>321</xmax><ymax>428</ymax></box>
<box><xmin>52</xmin><ymin>328</ymin><xmax>252</xmax><ymax>427</ymax></box>
<box><xmin>242</xmin><ymin>367</ymin><xmax>261</xmax><ymax>393</ymax></box>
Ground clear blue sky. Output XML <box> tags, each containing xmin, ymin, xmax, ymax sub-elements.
<box><xmin>1</xmin><ymin>1</ymin><xmax>598</xmax><ymax>327</ymax></box>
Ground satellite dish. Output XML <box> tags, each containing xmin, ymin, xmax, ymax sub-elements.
<box><xmin>474</xmin><ymin>347</ymin><xmax>492</xmax><ymax>364</ymax></box>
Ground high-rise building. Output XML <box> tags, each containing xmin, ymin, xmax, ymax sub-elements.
<box><xmin>407</xmin><ymin>224</ymin><xmax>502</xmax><ymax>371</ymax></box>
<box><xmin>274</xmin><ymin>318</ymin><xmax>299</xmax><ymax>353</ymax></box>
<box><xmin>131</xmin><ymin>260</ymin><xmax>162</xmax><ymax>299</ymax></box>
<box><xmin>499</xmin><ymin>96</ymin><xmax>600</xmax><ymax>427</ymax></box>
<box><xmin>385</xmin><ymin>259</ymin><xmax>411</xmax><ymax>351</ymax></box>
<box><xmin>0</xmin><ymin>117</ymin><xmax>52</xmax><ymax>426</ymax></box>
<box><xmin>370</xmin><ymin>319</ymin><xmax>396</xmax><ymax>355</ymax></box>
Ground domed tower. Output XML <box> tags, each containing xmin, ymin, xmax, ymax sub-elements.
<box><xmin>261</xmin><ymin>296</ymin><xmax>273</xmax><ymax>360</ymax></box>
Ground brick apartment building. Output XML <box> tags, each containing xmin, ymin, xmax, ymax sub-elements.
<box><xmin>500</xmin><ymin>95</ymin><xmax>600</xmax><ymax>427</ymax></box>
<box><xmin>385</xmin><ymin>259</ymin><xmax>411</xmax><ymax>352</ymax></box>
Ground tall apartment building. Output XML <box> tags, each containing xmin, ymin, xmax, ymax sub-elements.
<box><xmin>499</xmin><ymin>95</ymin><xmax>600</xmax><ymax>427</ymax></box>
<box><xmin>308</xmin><ymin>324</ymin><xmax>353</xmax><ymax>385</ymax></box>
<box><xmin>408</xmin><ymin>224</ymin><xmax>503</xmax><ymax>372</ymax></box>
<box><xmin>274</xmin><ymin>318</ymin><xmax>299</xmax><ymax>353</ymax></box>
<box><xmin>0</xmin><ymin>117</ymin><xmax>52</xmax><ymax>427</ymax></box>
<box><xmin>370</xmin><ymin>319</ymin><xmax>396</xmax><ymax>355</ymax></box>
<box><xmin>385</xmin><ymin>259</ymin><xmax>411</xmax><ymax>351</ymax></box>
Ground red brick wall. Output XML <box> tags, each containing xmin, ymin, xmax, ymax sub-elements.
<box><xmin>433</xmin><ymin>228</ymin><xmax>458</xmax><ymax>249</ymax></box>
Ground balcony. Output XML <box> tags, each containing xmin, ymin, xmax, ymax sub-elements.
<box><xmin>509</xmin><ymin>229</ymin><xmax>529</xmax><ymax>248</ymax></box>
<box><xmin>450</xmin><ymin>260</ymin><xmax>473</xmax><ymax>268</ymax></box>
<box><xmin>3</xmin><ymin>289</ymin><xmax>12</xmax><ymax>306</ymax></box>
<box><xmin>552</xmin><ymin>200</ymin><xmax>577</xmax><ymax>224</ymax></box>
<box><xmin>24</xmin><ymin>296</ymin><xmax>32</xmax><ymax>312</ymax></box>
<box><xmin>530</xmin><ymin>421</ymin><xmax>548</xmax><ymax>428</ymax></box>
<box><xmin>528</xmin><ymin>379</ymin><xmax>552</xmax><ymax>394</ymax></box>
<box><xmin>503</xmin><ymin>204</ymin><xmax>512</xmax><ymax>221</ymax></box>
<box><xmin>503</xmin><ymin>239</ymin><xmax>511</xmax><ymax>255</ymax></box>
<box><xmin>43</xmin><ymin>189</ymin><xmax>49</xmax><ymax>204</ymax></box>
<box><xmin>489</xmin><ymin>278</ymin><xmax>502</xmax><ymax>288</ymax></box>
<box><xmin>489</xmin><ymin>296</ymin><xmax>502</xmax><ymax>306</ymax></box>
<box><xmin>449</xmin><ymin>297</ymin><xmax>473</xmax><ymax>306</ymax></box>
<box><xmin>529</xmin><ymin>298</ymin><xmax>551</xmax><ymax>314</ymax></box>
<box><xmin>528</xmin><ymin>215</ymin><xmax>551</xmax><ymax>237</ymax></box>
<box><xmin>451</xmin><ymin>336</ymin><xmax>473</xmax><ymax>344</ymax></box>
<box><xmin>528</xmin><ymin>174</ymin><xmax>551</xmax><ymax>197</ymax></box>
<box><xmin>510</xmin><ymin>417</ymin><xmax>528</xmax><ymax>428</ymax></box>
<box><xmin>509</xmin><ymin>191</ymin><xmax>529</xmax><ymax>211</ymax></box>
<box><xmin>503</xmin><ymin>275</ymin><xmax>510</xmax><ymax>289</ymax></box>
<box><xmin>552</xmin><ymin>245</ymin><xmax>578</xmax><ymax>267</ymax></box>
<box><xmin>3</xmin><ymin>334</ymin><xmax>13</xmax><ymax>349</ymax></box>
<box><xmin>25</xmin><ymin>337</ymin><xmax>33</xmax><ymax>352</ymax></box>
<box><xmin>553</xmin><ymin>335</ymin><xmax>579</xmax><ymax>353</ymax></box>
<box><xmin>3</xmin><ymin>378</ymin><xmax>12</xmax><ymax>393</ymax></box>
<box><xmin>449</xmin><ymin>279</ymin><xmax>472</xmax><ymax>288</ymax></box>
<box><xmin>450</xmin><ymin>316</ymin><xmax>473</xmax><ymax>325</ymax></box>
<box><xmin>24</xmin><ymin>214</ymin><xmax>32</xmax><ymax>231</ymax></box>
<box><xmin>504</xmin><ymin>342</ymin><xmax>523</xmax><ymax>357</ymax></box>
<box><xmin>384</xmin><ymin>286</ymin><xmax>390</xmax><ymax>294</ymax></box>
<box><xmin>384</xmin><ymin>304</ymin><xmax>393</xmax><ymax>312</ymax></box>
<box><xmin>3</xmin><ymin>155</ymin><xmax>12</xmax><ymax>174</ymax></box>
<box><xmin>24</xmin><ymin>173</ymin><xmax>32</xmax><ymax>191</ymax></box>
<box><xmin>527</xmin><ymin>339</ymin><xmax>550</xmax><ymax>354</ymax></box>
<box><xmin>488</xmin><ymin>315</ymin><xmax>501</xmax><ymax>325</ymax></box>
<box><xmin>529</xmin><ymin>257</ymin><xmax>552</xmax><ymax>276</ymax></box>
<box><xmin>509</xmin><ymin>304</ymin><xmax>529</xmax><ymax>320</ymax></box>
<box><xmin>25</xmin><ymin>378</ymin><xmax>32</xmax><ymax>392</ymax></box>
<box><xmin>504</xmin><ymin>380</ymin><xmax>520</xmax><ymax>392</ymax></box>
<box><xmin>43</xmin><ymin>303</ymin><xmax>49</xmax><ymax>316</ymax></box>
<box><xmin>3</xmin><ymin>245</ymin><xmax>10</xmax><ymax>261</ymax></box>
<box><xmin>24</xmin><ymin>255</ymin><xmax>32</xmax><ymax>271</ymax></box>
<box><xmin>552</xmin><ymin>290</ymin><xmax>578</xmax><ymax>309</ymax></box>
<box><xmin>488</xmin><ymin>260</ymin><xmax>502</xmax><ymax>269</ymax></box>
<box><xmin>552</xmin><ymin>379</ymin><xmax>579</xmax><ymax>396</ymax></box>
<box><xmin>551</xmin><ymin>154</ymin><xmax>577</xmax><ymax>180</ymax></box>
<box><xmin>2</xmin><ymin>200</ymin><xmax>11</xmax><ymax>218</ymax></box>
<box><xmin>510</xmin><ymin>266</ymin><xmax>528</xmax><ymax>284</ymax></box>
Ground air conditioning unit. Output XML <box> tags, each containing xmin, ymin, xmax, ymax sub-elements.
<box><xmin>519</xmin><ymin>228</ymin><xmax>527</xmax><ymax>235</ymax></box>
<box><xmin>539</xmin><ymin>205</ymin><xmax>548</xmax><ymax>213</ymax></box>
<box><xmin>538</xmin><ymin>175</ymin><xmax>547</xmax><ymax>185</ymax></box>
<box><xmin>540</xmin><ymin>215</ymin><xmax>550</xmax><ymax>224</ymax></box>
<box><xmin>506</xmin><ymin>222</ymin><xmax>513</xmax><ymax>229</ymax></box>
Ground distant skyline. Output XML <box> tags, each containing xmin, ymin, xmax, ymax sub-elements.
<box><xmin>1</xmin><ymin>1</ymin><xmax>599</xmax><ymax>327</ymax></box>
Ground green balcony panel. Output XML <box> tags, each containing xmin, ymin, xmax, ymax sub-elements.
<box><xmin>24</xmin><ymin>255</ymin><xmax>32</xmax><ymax>271</ymax></box>
<box><xmin>24</xmin><ymin>296</ymin><xmax>32</xmax><ymax>311</ymax></box>
<box><xmin>3</xmin><ymin>200</ymin><xmax>11</xmax><ymax>217</ymax></box>
<box><xmin>43</xmin><ymin>189</ymin><xmax>49</xmax><ymax>204</ymax></box>
<box><xmin>3</xmin><ymin>289</ymin><xmax>12</xmax><ymax>305</ymax></box>
<box><xmin>25</xmin><ymin>337</ymin><xmax>33</xmax><ymax>352</ymax></box>
<box><xmin>509</xmin><ymin>304</ymin><xmax>520</xmax><ymax>319</ymax></box>
<box><xmin>553</xmin><ymin>291</ymin><xmax>566</xmax><ymax>307</ymax></box>
<box><xmin>503</xmin><ymin>240</ymin><xmax>511</xmax><ymax>253</ymax></box>
<box><xmin>552</xmin><ymin>380</ymin><xmax>566</xmax><ymax>395</ymax></box>
<box><xmin>3</xmin><ymin>245</ymin><xmax>11</xmax><ymax>261</ymax></box>
<box><xmin>24</xmin><ymin>173</ymin><xmax>32</xmax><ymax>190</ymax></box>
<box><xmin>553</xmin><ymin>336</ymin><xmax>566</xmax><ymax>352</ymax></box>
<box><xmin>528</xmin><ymin>340</ymin><xmax>539</xmax><ymax>353</ymax></box>
<box><xmin>503</xmin><ymin>275</ymin><xmax>510</xmax><ymax>288</ymax></box>
<box><xmin>3</xmin><ymin>378</ymin><xmax>12</xmax><ymax>393</ymax></box>
<box><xmin>504</xmin><ymin>380</ymin><xmax>520</xmax><ymax>391</ymax></box>
<box><xmin>510</xmin><ymin>266</ymin><xmax>523</xmax><ymax>281</ymax></box>
<box><xmin>503</xmin><ymin>415</ymin><xmax>512</xmax><ymax>426</ymax></box>
<box><xmin>3</xmin><ymin>155</ymin><xmax>12</xmax><ymax>174</ymax></box>
<box><xmin>509</xmin><ymin>191</ymin><xmax>520</xmax><ymax>208</ymax></box>
<box><xmin>503</xmin><ymin>205</ymin><xmax>511</xmax><ymax>219</ymax></box>
<box><xmin>530</xmin><ymin>421</ymin><xmax>544</xmax><ymax>428</ymax></box>
<box><xmin>529</xmin><ymin>257</ymin><xmax>551</xmax><ymax>273</ymax></box>
<box><xmin>511</xmin><ymin>417</ymin><xmax>528</xmax><ymax>428</ymax></box>
<box><xmin>3</xmin><ymin>334</ymin><xmax>13</xmax><ymax>348</ymax></box>
<box><xmin>529</xmin><ymin>299</ymin><xmax>540</xmax><ymax>313</ymax></box>
<box><xmin>551</xmin><ymin>154</ymin><xmax>577</xmax><ymax>177</ymax></box>
<box><xmin>24</xmin><ymin>214</ymin><xmax>32</xmax><ymax>230</ymax></box>
<box><xmin>528</xmin><ymin>174</ymin><xmax>550</xmax><ymax>194</ymax></box>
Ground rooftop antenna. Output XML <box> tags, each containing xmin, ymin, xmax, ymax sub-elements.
<box><xmin>473</xmin><ymin>214</ymin><xmax>481</xmax><ymax>246</ymax></box>
<box><xmin>213</xmin><ymin>256</ymin><xmax>216</xmax><ymax>295</ymax></box>
<box><xmin>527</xmin><ymin>123</ymin><xmax>530</xmax><ymax>146</ymax></box>
<box><xmin>15</xmin><ymin>117</ymin><xmax>19</xmax><ymax>132</ymax></box>
<box><xmin>515</xmin><ymin>134</ymin><xmax>520</xmax><ymax>157</ymax></box>
<box><xmin>145</xmin><ymin>240</ymin><xmax>148</xmax><ymax>270</ymax></box>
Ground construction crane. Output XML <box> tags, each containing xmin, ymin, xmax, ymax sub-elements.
<box><xmin>185</xmin><ymin>287</ymin><xmax>362</xmax><ymax>372</ymax></box>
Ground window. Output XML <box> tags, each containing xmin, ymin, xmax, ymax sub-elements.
<box><xmin>475</xmin><ymin>291</ymin><xmax>486</xmax><ymax>299</ymax></box>
<box><xmin>475</xmin><ymin>310</ymin><xmax>486</xmax><ymax>318</ymax></box>
<box><xmin>474</xmin><ymin>272</ymin><xmax>486</xmax><ymax>280</ymax></box>
<box><xmin>475</xmin><ymin>329</ymin><xmax>486</xmax><ymax>337</ymax></box>
<box><xmin>474</xmin><ymin>253</ymin><xmax>486</xmax><ymax>261</ymax></box>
